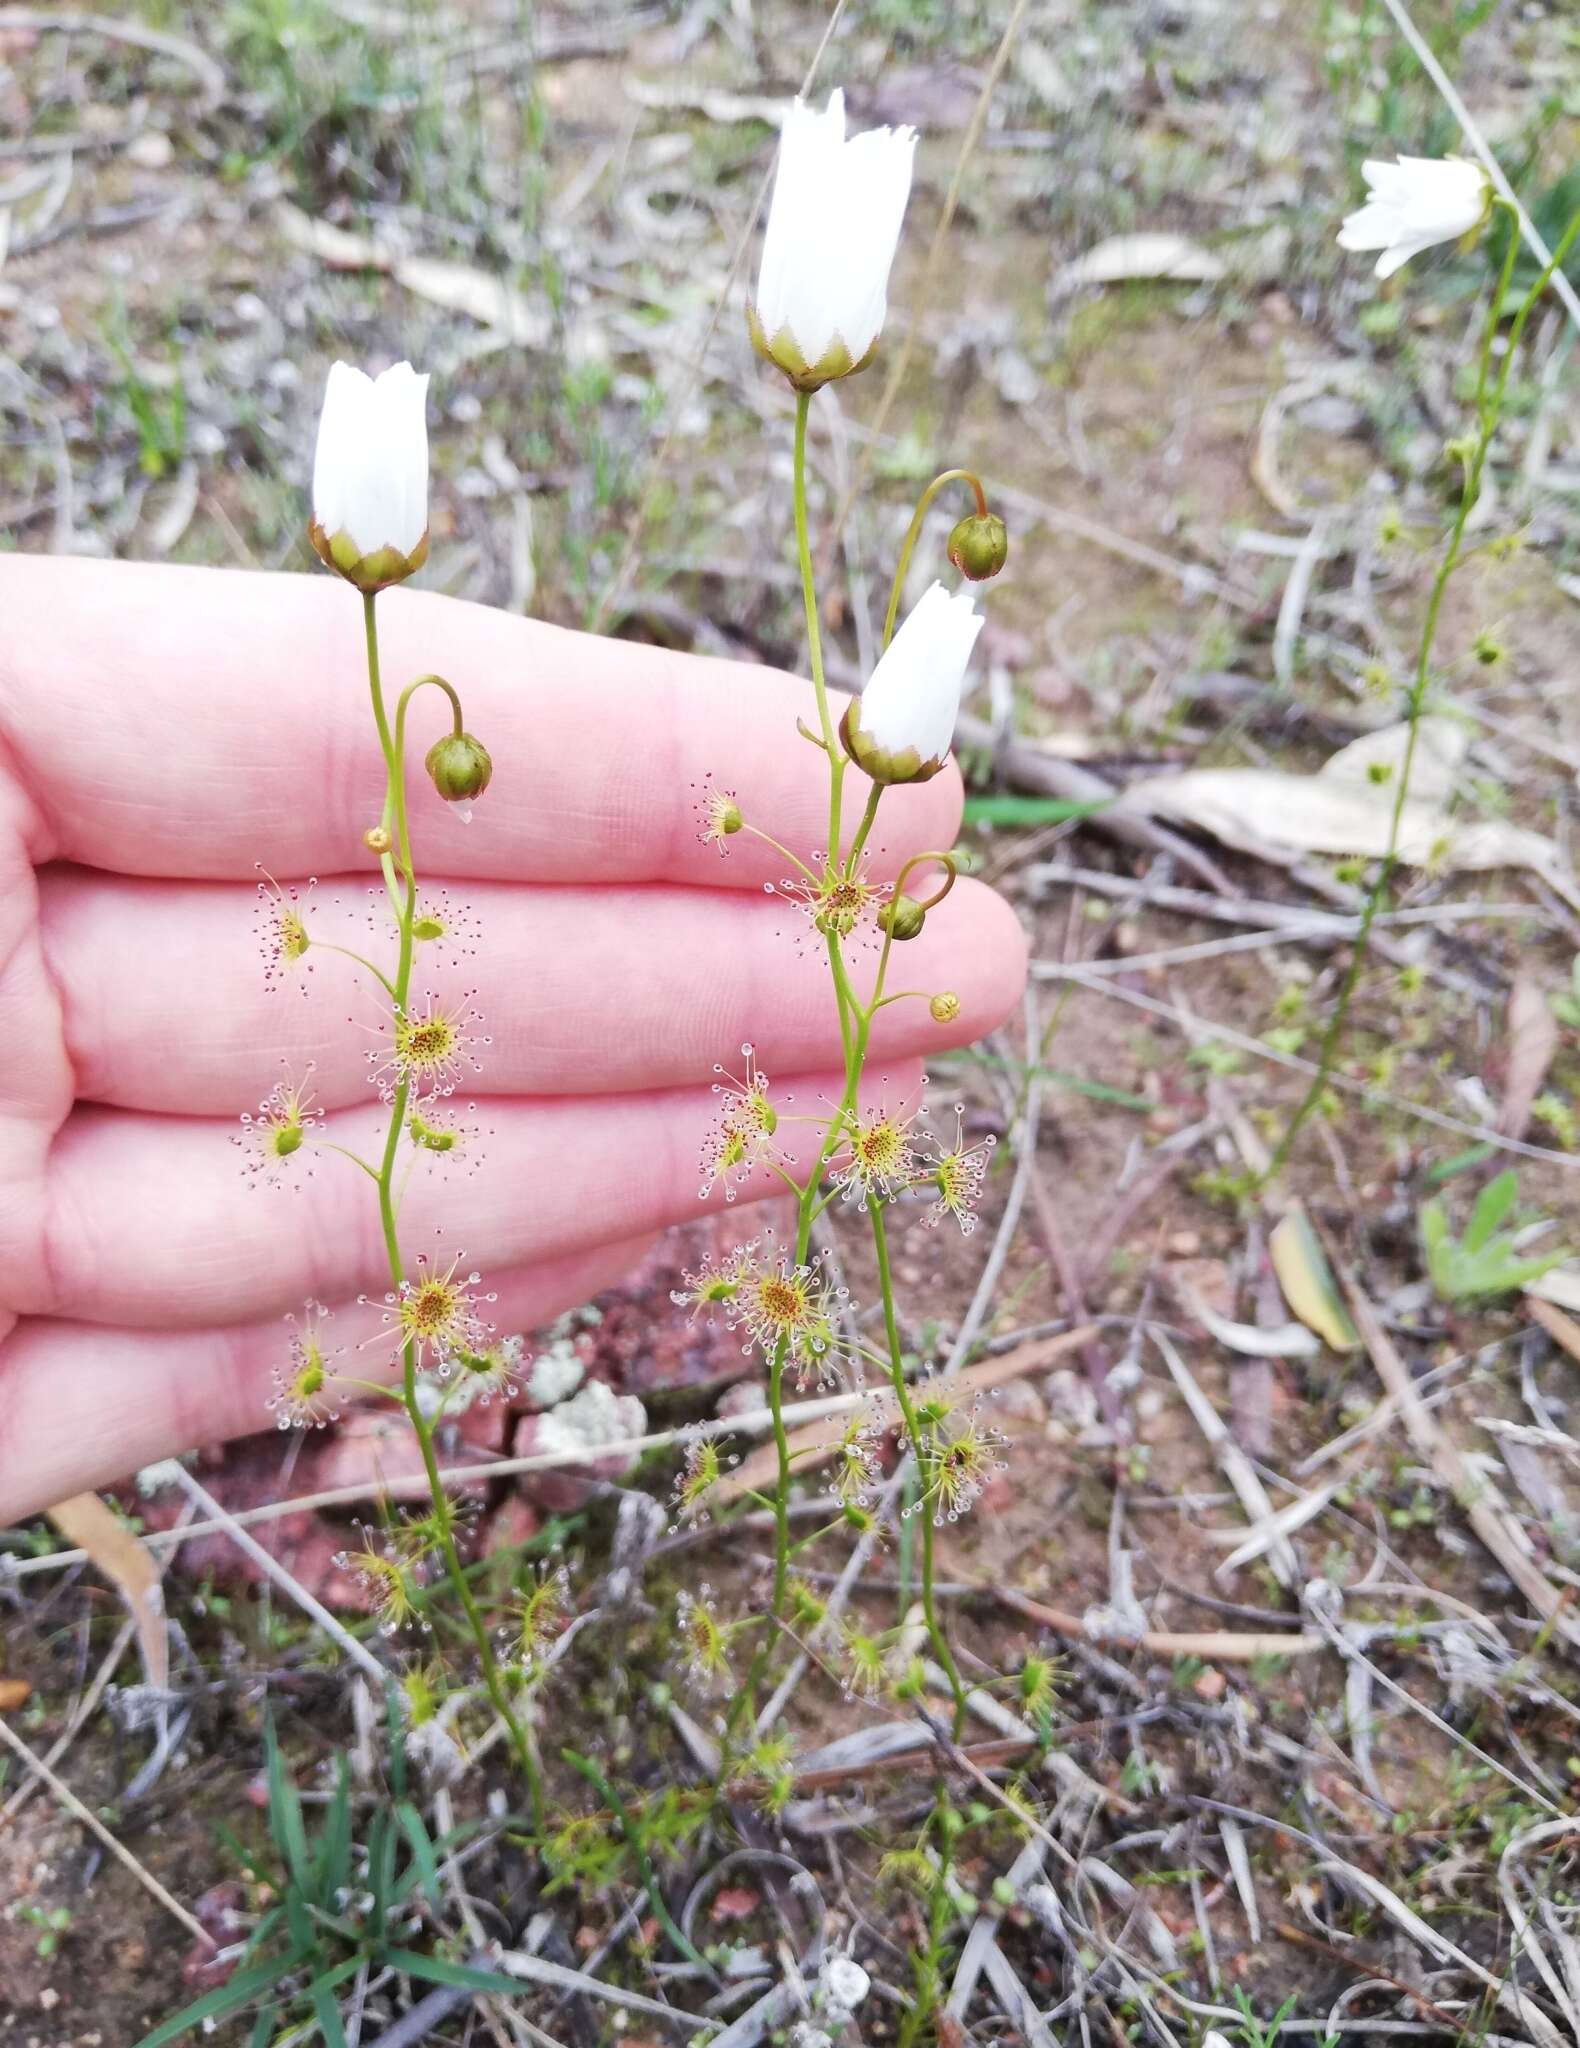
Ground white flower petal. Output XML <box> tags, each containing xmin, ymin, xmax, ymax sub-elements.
<box><xmin>1335</xmin><ymin>155</ymin><xmax>1489</xmax><ymax>277</ymax></box>
<box><xmin>755</xmin><ymin>89</ymin><xmax>916</xmax><ymax>370</ymax></box>
<box><xmin>311</xmin><ymin>359</ymin><xmax>430</xmax><ymax>559</ymax></box>
<box><xmin>857</xmin><ymin>582</ymin><xmax>982</xmax><ymax>764</ymax></box>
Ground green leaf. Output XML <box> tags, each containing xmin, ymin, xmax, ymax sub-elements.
<box><xmin>1418</xmin><ymin>1170</ymin><xmax>1571</xmax><ymax>1303</ymax></box>
<box><xmin>383</xmin><ymin>1683</ymin><xmax>408</xmax><ymax>1800</ymax></box>
<box><xmin>264</xmin><ymin>1719</ymin><xmax>310</xmax><ymax>1893</ymax></box>
<box><xmin>314</xmin><ymin>1757</ymin><xmax>352</xmax><ymax>1903</ymax></box>
<box><xmin>961</xmin><ymin>794</ymin><xmax>1109</xmax><ymax>827</ymax></box>
<box><xmin>248</xmin><ymin>2003</ymin><xmax>280</xmax><ymax>2048</ymax></box>
<box><xmin>391</xmin><ymin>1819</ymin><xmax>489</xmax><ymax>1906</ymax></box>
<box><xmin>1464</xmin><ymin>1169</ymin><xmax>1518</xmax><ymax>1254</ymax></box>
<box><xmin>1423</xmin><ymin>1144</ymin><xmax>1496</xmax><ymax>1185</ymax></box>
<box><xmin>384</xmin><ymin>1948</ymin><xmax>527</xmax><ymax>1998</ymax></box>
<box><xmin>395</xmin><ymin>1802</ymin><xmax>441</xmax><ymax>1905</ymax></box>
<box><xmin>285</xmin><ymin>1888</ymin><xmax>315</xmax><ymax>1958</ymax></box>
<box><xmin>367</xmin><ymin>1809</ymin><xmax>395</xmax><ymax>1944</ymax></box>
<box><xmin>131</xmin><ymin>1953</ymin><xmax>307</xmax><ymax>2048</ymax></box>
<box><xmin>308</xmin><ymin>1967</ymin><xmax>354</xmax><ymax>2048</ymax></box>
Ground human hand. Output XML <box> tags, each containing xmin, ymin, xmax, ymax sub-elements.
<box><xmin>0</xmin><ymin>557</ymin><xmax>1026</xmax><ymax>1522</ymax></box>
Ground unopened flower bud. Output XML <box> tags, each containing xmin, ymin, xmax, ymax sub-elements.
<box><xmin>364</xmin><ymin>825</ymin><xmax>392</xmax><ymax>854</ymax></box>
<box><xmin>879</xmin><ymin>895</ymin><xmax>926</xmax><ymax>941</ymax></box>
<box><xmin>930</xmin><ymin>991</ymin><xmax>961</xmax><ymax>1024</ymax></box>
<box><xmin>425</xmin><ymin>732</ymin><xmax>493</xmax><ymax>804</ymax></box>
<box><xmin>947</xmin><ymin>511</ymin><xmax>1008</xmax><ymax>581</ymax></box>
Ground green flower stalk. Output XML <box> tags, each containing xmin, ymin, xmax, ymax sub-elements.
<box><xmin>263</xmin><ymin>358</ymin><xmax>544</xmax><ymax>1822</ymax></box>
<box><xmin>1271</xmin><ymin>194</ymin><xmax>1580</xmax><ymax>1176</ymax></box>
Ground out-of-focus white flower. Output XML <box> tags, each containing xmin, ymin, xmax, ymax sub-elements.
<box><xmin>1337</xmin><ymin>156</ymin><xmax>1491</xmax><ymax>278</ymax></box>
<box><xmin>819</xmin><ymin>1956</ymin><xmax>871</xmax><ymax>2017</ymax></box>
<box><xmin>749</xmin><ymin>89</ymin><xmax>916</xmax><ymax>391</ymax></box>
<box><xmin>309</xmin><ymin>360</ymin><xmax>430</xmax><ymax>591</ymax></box>
<box><xmin>841</xmin><ymin>582</ymin><xmax>982</xmax><ymax>785</ymax></box>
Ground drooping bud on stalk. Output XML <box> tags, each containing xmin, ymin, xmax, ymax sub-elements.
<box><xmin>308</xmin><ymin>362</ymin><xmax>431</xmax><ymax>592</ymax></box>
<box><xmin>879</xmin><ymin>895</ymin><xmax>927</xmax><ymax>941</ymax></box>
<box><xmin>425</xmin><ymin>732</ymin><xmax>494</xmax><ymax>804</ymax></box>
<box><xmin>840</xmin><ymin>582</ymin><xmax>983</xmax><ymax>785</ymax></box>
<box><xmin>947</xmin><ymin>512</ymin><xmax>1009</xmax><ymax>582</ymax></box>
<box><xmin>929</xmin><ymin>992</ymin><xmax>961</xmax><ymax>1024</ymax></box>
<box><xmin>747</xmin><ymin>90</ymin><xmax>916</xmax><ymax>393</ymax></box>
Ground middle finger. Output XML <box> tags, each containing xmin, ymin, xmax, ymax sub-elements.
<box><xmin>42</xmin><ymin>870</ymin><xmax>1025</xmax><ymax>1114</ymax></box>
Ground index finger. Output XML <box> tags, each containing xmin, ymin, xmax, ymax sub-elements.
<box><xmin>0</xmin><ymin>557</ymin><xmax>963</xmax><ymax>884</ymax></box>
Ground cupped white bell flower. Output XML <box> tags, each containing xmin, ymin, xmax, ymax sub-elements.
<box><xmin>841</xmin><ymin>582</ymin><xmax>982</xmax><ymax>785</ymax></box>
<box><xmin>1337</xmin><ymin>156</ymin><xmax>1491</xmax><ymax>279</ymax></box>
<box><xmin>748</xmin><ymin>89</ymin><xmax>916</xmax><ymax>392</ymax></box>
<box><xmin>309</xmin><ymin>360</ymin><xmax>431</xmax><ymax>592</ymax></box>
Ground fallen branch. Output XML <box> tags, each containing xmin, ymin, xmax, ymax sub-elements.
<box><xmin>991</xmin><ymin>1585</ymin><xmax>1320</xmax><ymax>1662</ymax></box>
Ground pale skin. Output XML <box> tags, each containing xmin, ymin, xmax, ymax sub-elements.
<box><xmin>0</xmin><ymin>557</ymin><xmax>1027</xmax><ymax>1525</ymax></box>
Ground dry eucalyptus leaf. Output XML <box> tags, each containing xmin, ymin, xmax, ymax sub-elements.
<box><xmin>1498</xmin><ymin>973</ymin><xmax>1559</xmax><ymax>1141</ymax></box>
<box><xmin>1114</xmin><ymin>717</ymin><xmax>1573</xmax><ymax>896</ymax></box>
<box><xmin>274</xmin><ymin>204</ymin><xmax>547</xmax><ymax>345</ymax></box>
<box><xmin>1057</xmin><ymin>233</ymin><xmax>1226</xmax><ymax>294</ymax></box>
<box><xmin>46</xmin><ymin>1492</ymin><xmax>168</xmax><ymax>1690</ymax></box>
<box><xmin>1269</xmin><ymin>1210</ymin><xmax>1360</xmax><ymax>1353</ymax></box>
<box><xmin>1185</xmin><ymin>1285</ymin><xmax>1321</xmax><ymax>1359</ymax></box>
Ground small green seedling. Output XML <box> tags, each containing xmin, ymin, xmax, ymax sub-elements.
<box><xmin>1419</xmin><ymin>1170</ymin><xmax>1570</xmax><ymax>1303</ymax></box>
<box><xmin>19</xmin><ymin>1903</ymin><xmax>71</xmax><ymax>1958</ymax></box>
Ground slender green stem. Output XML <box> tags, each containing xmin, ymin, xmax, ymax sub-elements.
<box><xmin>310</xmin><ymin>941</ymin><xmax>397</xmax><ymax>999</ymax></box>
<box><xmin>561</xmin><ymin>1750</ymin><xmax>714</xmax><ymax>1975</ymax></box>
<box><xmin>881</xmin><ymin>468</ymin><xmax>987</xmax><ymax>650</ymax></box>
<box><xmin>362</xmin><ymin>593</ymin><xmax>544</xmax><ymax>1828</ymax></box>
<box><xmin>867</xmin><ymin>1196</ymin><xmax>967</xmax><ymax>1732</ymax></box>
<box><xmin>793</xmin><ymin>391</ymin><xmax>845</xmax><ymax>861</ymax></box>
<box><xmin>739</xmin><ymin>822</ymin><xmax>820</xmax><ymax>885</ymax></box>
<box><xmin>1266</xmin><ymin>203</ymin><xmax>1578</xmax><ymax>1179</ymax></box>
<box><xmin>313</xmin><ymin>1140</ymin><xmax>380</xmax><ymax>1180</ymax></box>
<box><xmin>847</xmin><ymin>785</ymin><xmax>882</xmax><ymax>875</ymax></box>
<box><xmin>395</xmin><ymin>673</ymin><xmax>466</xmax><ymax>741</ymax></box>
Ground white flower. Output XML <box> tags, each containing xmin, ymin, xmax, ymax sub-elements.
<box><xmin>1337</xmin><ymin>156</ymin><xmax>1491</xmax><ymax>279</ymax></box>
<box><xmin>819</xmin><ymin>1957</ymin><xmax>871</xmax><ymax>2017</ymax></box>
<box><xmin>309</xmin><ymin>360</ymin><xmax>430</xmax><ymax>591</ymax></box>
<box><xmin>749</xmin><ymin>89</ymin><xmax>916</xmax><ymax>390</ymax></box>
<box><xmin>841</xmin><ymin>582</ymin><xmax>982</xmax><ymax>785</ymax></box>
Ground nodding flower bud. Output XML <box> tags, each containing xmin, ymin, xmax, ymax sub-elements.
<box><xmin>929</xmin><ymin>992</ymin><xmax>961</xmax><ymax>1024</ymax></box>
<box><xmin>947</xmin><ymin>512</ymin><xmax>1008</xmax><ymax>582</ymax></box>
<box><xmin>425</xmin><ymin>732</ymin><xmax>493</xmax><ymax>804</ymax></box>
<box><xmin>364</xmin><ymin>825</ymin><xmax>392</xmax><ymax>855</ymax></box>
<box><xmin>879</xmin><ymin>895</ymin><xmax>926</xmax><ymax>942</ymax></box>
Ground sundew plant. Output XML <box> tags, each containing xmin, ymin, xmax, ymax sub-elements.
<box><xmin>202</xmin><ymin>79</ymin><xmax>1580</xmax><ymax>2047</ymax></box>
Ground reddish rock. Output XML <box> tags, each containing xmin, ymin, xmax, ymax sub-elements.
<box><xmin>480</xmin><ymin>1492</ymin><xmax>540</xmax><ymax>1558</ymax></box>
<box><xmin>573</xmin><ymin>1205</ymin><xmax>796</xmax><ymax>1398</ymax></box>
